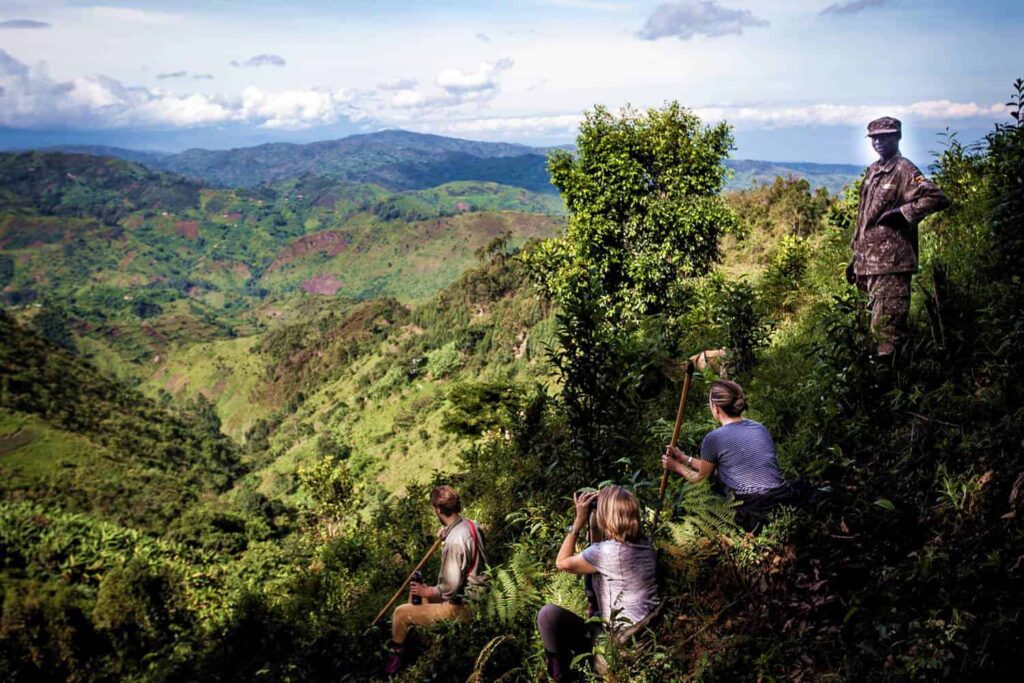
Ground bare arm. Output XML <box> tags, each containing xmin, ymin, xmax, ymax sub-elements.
<box><xmin>662</xmin><ymin>444</ymin><xmax>716</xmax><ymax>483</ymax></box>
<box><xmin>689</xmin><ymin>348</ymin><xmax>727</xmax><ymax>375</ymax></box>
<box><xmin>555</xmin><ymin>492</ymin><xmax>598</xmax><ymax>575</ymax></box>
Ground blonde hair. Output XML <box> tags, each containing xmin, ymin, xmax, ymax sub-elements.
<box><xmin>594</xmin><ymin>486</ymin><xmax>643</xmax><ymax>543</ymax></box>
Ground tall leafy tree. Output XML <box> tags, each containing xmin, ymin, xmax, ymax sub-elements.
<box><xmin>529</xmin><ymin>102</ymin><xmax>737</xmax><ymax>481</ymax></box>
<box><xmin>537</xmin><ymin>102</ymin><xmax>736</xmax><ymax>323</ymax></box>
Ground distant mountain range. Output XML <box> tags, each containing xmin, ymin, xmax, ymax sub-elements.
<box><xmin>31</xmin><ymin>130</ymin><xmax>864</xmax><ymax>194</ymax></box>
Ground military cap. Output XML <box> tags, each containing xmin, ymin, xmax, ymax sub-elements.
<box><xmin>866</xmin><ymin>116</ymin><xmax>902</xmax><ymax>137</ymax></box>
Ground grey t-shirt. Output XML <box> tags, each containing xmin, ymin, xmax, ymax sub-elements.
<box><xmin>581</xmin><ymin>539</ymin><xmax>659</xmax><ymax>626</ymax></box>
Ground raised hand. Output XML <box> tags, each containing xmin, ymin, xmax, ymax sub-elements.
<box><xmin>572</xmin><ymin>491</ymin><xmax>598</xmax><ymax>530</ymax></box>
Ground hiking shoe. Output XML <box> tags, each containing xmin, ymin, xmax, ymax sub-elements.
<box><xmin>544</xmin><ymin>650</ymin><xmax>563</xmax><ymax>681</ymax></box>
<box><xmin>383</xmin><ymin>643</ymin><xmax>405</xmax><ymax>676</ymax></box>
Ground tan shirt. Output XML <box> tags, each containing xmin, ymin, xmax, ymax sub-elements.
<box><xmin>852</xmin><ymin>154</ymin><xmax>949</xmax><ymax>275</ymax></box>
<box><xmin>436</xmin><ymin>516</ymin><xmax>487</xmax><ymax>603</ymax></box>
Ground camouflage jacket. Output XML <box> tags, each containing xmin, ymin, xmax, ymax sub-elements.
<box><xmin>852</xmin><ymin>154</ymin><xmax>949</xmax><ymax>275</ymax></box>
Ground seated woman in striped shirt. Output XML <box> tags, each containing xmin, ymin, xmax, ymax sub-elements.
<box><xmin>662</xmin><ymin>379</ymin><xmax>795</xmax><ymax>530</ymax></box>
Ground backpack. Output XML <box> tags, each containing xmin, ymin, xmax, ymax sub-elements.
<box><xmin>464</xmin><ymin>519</ymin><xmax>490</xmax><ymax>603</ymax></box>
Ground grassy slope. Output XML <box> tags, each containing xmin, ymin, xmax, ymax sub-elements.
<box><xmin>259</xmin><ymin>211</ymin><xmax>562</xmax><ymax>300</ymax></box>
<box><xmin>145</xmin><ymin>335</ymin><xmax>270</xmax><ymax>439</ymax></box>
<box><xmin>137</xmin><ymin>255</ymin><xmax>558</xmax><ymax>502</ymax></box>
<box><xmin>0</xmin><ymin>312</ymin><xmax>241</xmax><ymax>530</ymax></box>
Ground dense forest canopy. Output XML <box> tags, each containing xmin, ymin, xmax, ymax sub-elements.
<box><xmin>1</xmin><ymin>83</ymin><xmax>1023</xmax><ymax>681</ymax></box>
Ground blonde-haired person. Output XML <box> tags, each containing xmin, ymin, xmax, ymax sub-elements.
<box><xmin>536</xmin><ymin>486</ymin><xmax>659</xmax><ymax>682</ymax></box>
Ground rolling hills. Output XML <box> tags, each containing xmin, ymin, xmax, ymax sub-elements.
<box><xmin>38</xmin><ymin>129</ymin><xmax>864</xmax><ymax>194</ymax></box>
<box><xmin>2</xmin><ymin>98</ymin><xmax>1021</xmax><ymax>681</ymax></box>
<box><xmin>0</xmin><ymin>151</ymin><xmax>565</xmax><ymax>376</ymax></box>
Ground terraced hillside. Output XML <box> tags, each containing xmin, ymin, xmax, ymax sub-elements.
<box><xmin>0</xmin><ymin>152</ymin><xmax>564</xmax><ymax>376</ymax></box>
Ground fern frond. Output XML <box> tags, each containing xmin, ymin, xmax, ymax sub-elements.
<box><xmin>479</xmin><ymin>545</ymin><xmax>546</xmax><ymax>626</ymax></box>
<box><xmin>542</xmin><ymin>569</ymin><xmax>589</xmax><ymax>616</ymax></box>
<box><xmin>660</xmin><ymin>480</ymin><xmax>742</xmax><ymax>569</ymax></box>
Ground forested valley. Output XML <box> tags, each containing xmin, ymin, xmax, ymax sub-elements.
<box><xmin>1</xmin><ymin>83</ymin><xmax>1023</xmax><ymax>681</ymax></box>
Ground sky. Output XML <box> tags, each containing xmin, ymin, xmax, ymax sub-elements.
<box><xmin>0</xmin><ymin>0</ymin><xmax>1019</xmax><ymax>163</ymax></box>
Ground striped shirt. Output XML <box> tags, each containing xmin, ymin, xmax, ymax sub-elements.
<box><xmin>700</xmin><ymin>419</ymin><xmax>785</xmax><ymax>495</ymax></box>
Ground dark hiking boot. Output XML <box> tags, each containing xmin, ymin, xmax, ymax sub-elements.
<box><xmin>383</xmin><ymin>641</ymin><xmax>405</xmax><ymax>676</ymax></box>
<box><xmin>544</xmin><ymin>650</ymin><xmax>564</xmax><ymax>681</ymax></box>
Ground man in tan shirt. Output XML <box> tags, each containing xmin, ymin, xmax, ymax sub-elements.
<box><xmin>385</xmin><ymin>485</ymin><xmax>487</xmax><ymax>675</ymax></box>
<box><xmin>848</xmin><ymin>116</ymin><xmax>949</xmax><ymax>355</ymax></box>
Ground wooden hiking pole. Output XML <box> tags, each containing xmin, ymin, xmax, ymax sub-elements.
<box><xmin>653</xmin><ymin>361</ymin><xmax>696</xmax><ymax>530</ymax></box>
<box><xmin>370</xmin><ymin>538</ymin><xmax>443</xmax><ymax>628</ymax></box>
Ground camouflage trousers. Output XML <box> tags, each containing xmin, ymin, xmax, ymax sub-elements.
<box><xmin>856</xmin><ymin>272</ymin><xmax>911</xmax><ymax>354</ymax></box>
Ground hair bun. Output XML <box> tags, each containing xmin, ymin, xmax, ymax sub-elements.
<box><xmin>734</xmin><ymin>397</ymin><xmax>748</xmax><ymax>413</ymax></box>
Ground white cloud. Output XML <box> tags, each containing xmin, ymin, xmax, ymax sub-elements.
<box><xmin>821</xmin><ymin>0</ymin><xmax>888</xmax><ymax>16</ymax></box>
<box><xmin>377</xmin><ymin>77</ymin><xmax>418</xmax><ymax>92</ymax></box>
<box><xmin>85</xmin><ymin>6</ymin><xmax>182</xmax><ymax>26</ymax></box>
<box><xmin>410</xmin><ymin>98</ymin><xmax>1008</xmax><ymax>142</ymax></box>
<box><xmin>0</xmin><ymin>19</ymin><xmax>51</xmax><ymax>29</ymax></box>
<box><xmin>241</xmin><ymin>86</ymin><xmax>355</xmax><ymax>129</ymax></box>
<box><xmin>424</xmin><ymin>113</ymin><xmax>584</xmax><ymax>138</ymax></box>
<box><xmin>136</xmin><ymin>91</ymin><xmax>235</xmax><ymax>127</ymax></box>
<box><xmin>0</xmin><ymin>43</ymin><xmax>1006</xmax><ymax>141</ymax></box>
<box><xmin>542</xmin><ymin>0</ymin><xmax>633</xmax><ymax>11</ymax></box>
<box><xmin>376</xmin><ymin>59</ymin><xmax>516</xmax><ymax>115</ymax></box>
<box><xmin>390</xmin><ymin>89</ymin><xmax>433</xmax><ymax>109</ymax></box>
<box><xmin>230</xmin><ymin>54</ymin><xmax>287</xmax><ymax>68</ymax></box>
<box><xmin>693</xmin><ymin>100</ymin><xmax>1007</xmax><ymax>128</ymax></box>
<box><xmin>0</xmin><ymin>49</ymin><xmax>351</xmax><ymax>130</ymax></box>
<box><xmin>436</xmin><ymin>58</ymin><xmax>513</xmax><ymax>94</ymax></box>
<box><xmin>638</xmin><ymin>1</ymin><xmax>769</xmax><ymax>41</ymax></box>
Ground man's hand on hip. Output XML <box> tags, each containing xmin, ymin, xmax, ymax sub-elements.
<box><xmin>877</xmin><ymin>207</ymin><xmax>910</xmax><ymax>230</ymax></box>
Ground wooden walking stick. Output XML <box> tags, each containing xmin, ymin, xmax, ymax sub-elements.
<box><xmin>653</xmin><ymin>360</ymin><xmax>695</xmax><ymax>530</ymax></box>
<box><xmin>370</xmin><ymin>538</ymin><xmax>443</xmax><ymax>628</ymax></box>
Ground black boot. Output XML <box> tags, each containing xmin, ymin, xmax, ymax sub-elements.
<box><xmin>383</xmin><ymin>640</ymin><xmax>405</xmax><ymax>676</ymax></box>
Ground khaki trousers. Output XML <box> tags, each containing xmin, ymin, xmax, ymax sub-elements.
<box><xmin>391</xmin><ymin>600</ymin><xmax>472</xmax><ymax>643</ymax></box>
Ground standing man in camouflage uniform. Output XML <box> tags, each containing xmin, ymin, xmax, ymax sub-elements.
<box><xmin>847</xmin><ymin>117</ymin><xmax>949</xmax><ymax>356</ymax></box>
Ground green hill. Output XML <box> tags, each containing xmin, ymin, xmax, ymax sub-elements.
<box><xmin>0</xmin><ymin>151</ymin><xmax>201</xmax><ymax>223</ymax></box>
<box><xmin>0</xmin><ymin>311</ymin><xmax>241</xmax><ymax>530</ymax></box>
<box><xmin>37</xmin><ymin>131</ymin><xmax>864</xmax><ymax>195</ymax></box>
<box><xmin>142</xmin><ymin>249</ymin><xmax>557</xmax><ymax>492</ymax></box>
<box><xmin>152</xmin><ymin>130</ymin><xmax>559</xmax><ymax>192</ymax></box>
<box><xmin>2</xmin><ymin>90</ymin><xmax>1021</xmax><ymax>681</ymax></box>
<box><xmin>0</xmin><ymin>152</ymin><xmax>564</xmax><ymax>376</ymax></box>
<box><xmin>723</xmin><ymin>158</ymin><xmax>863</xmax><ymax>194</ymax></box>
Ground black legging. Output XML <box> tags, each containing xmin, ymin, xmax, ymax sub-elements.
<box><xmin>536</xmin><ymin>604</ymin><xmax>595</xmax><ymax>681</ymax></box>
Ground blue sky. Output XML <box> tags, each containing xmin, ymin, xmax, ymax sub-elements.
<box><xmin>0</xmin><ymin>0</ymin><xmax>1018</xmax><ymax>162</ymax></box>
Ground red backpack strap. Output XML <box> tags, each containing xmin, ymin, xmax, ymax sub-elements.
<box><xmin>466</xmin><ymin>520</ymin><xmax>481</xmax><ymax>574</ymax></box>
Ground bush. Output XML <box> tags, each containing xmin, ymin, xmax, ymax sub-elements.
<box><xmin>425</xmin><ymin>341</ymin><xmax>462</xmax><ymax>378</ymax></box>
